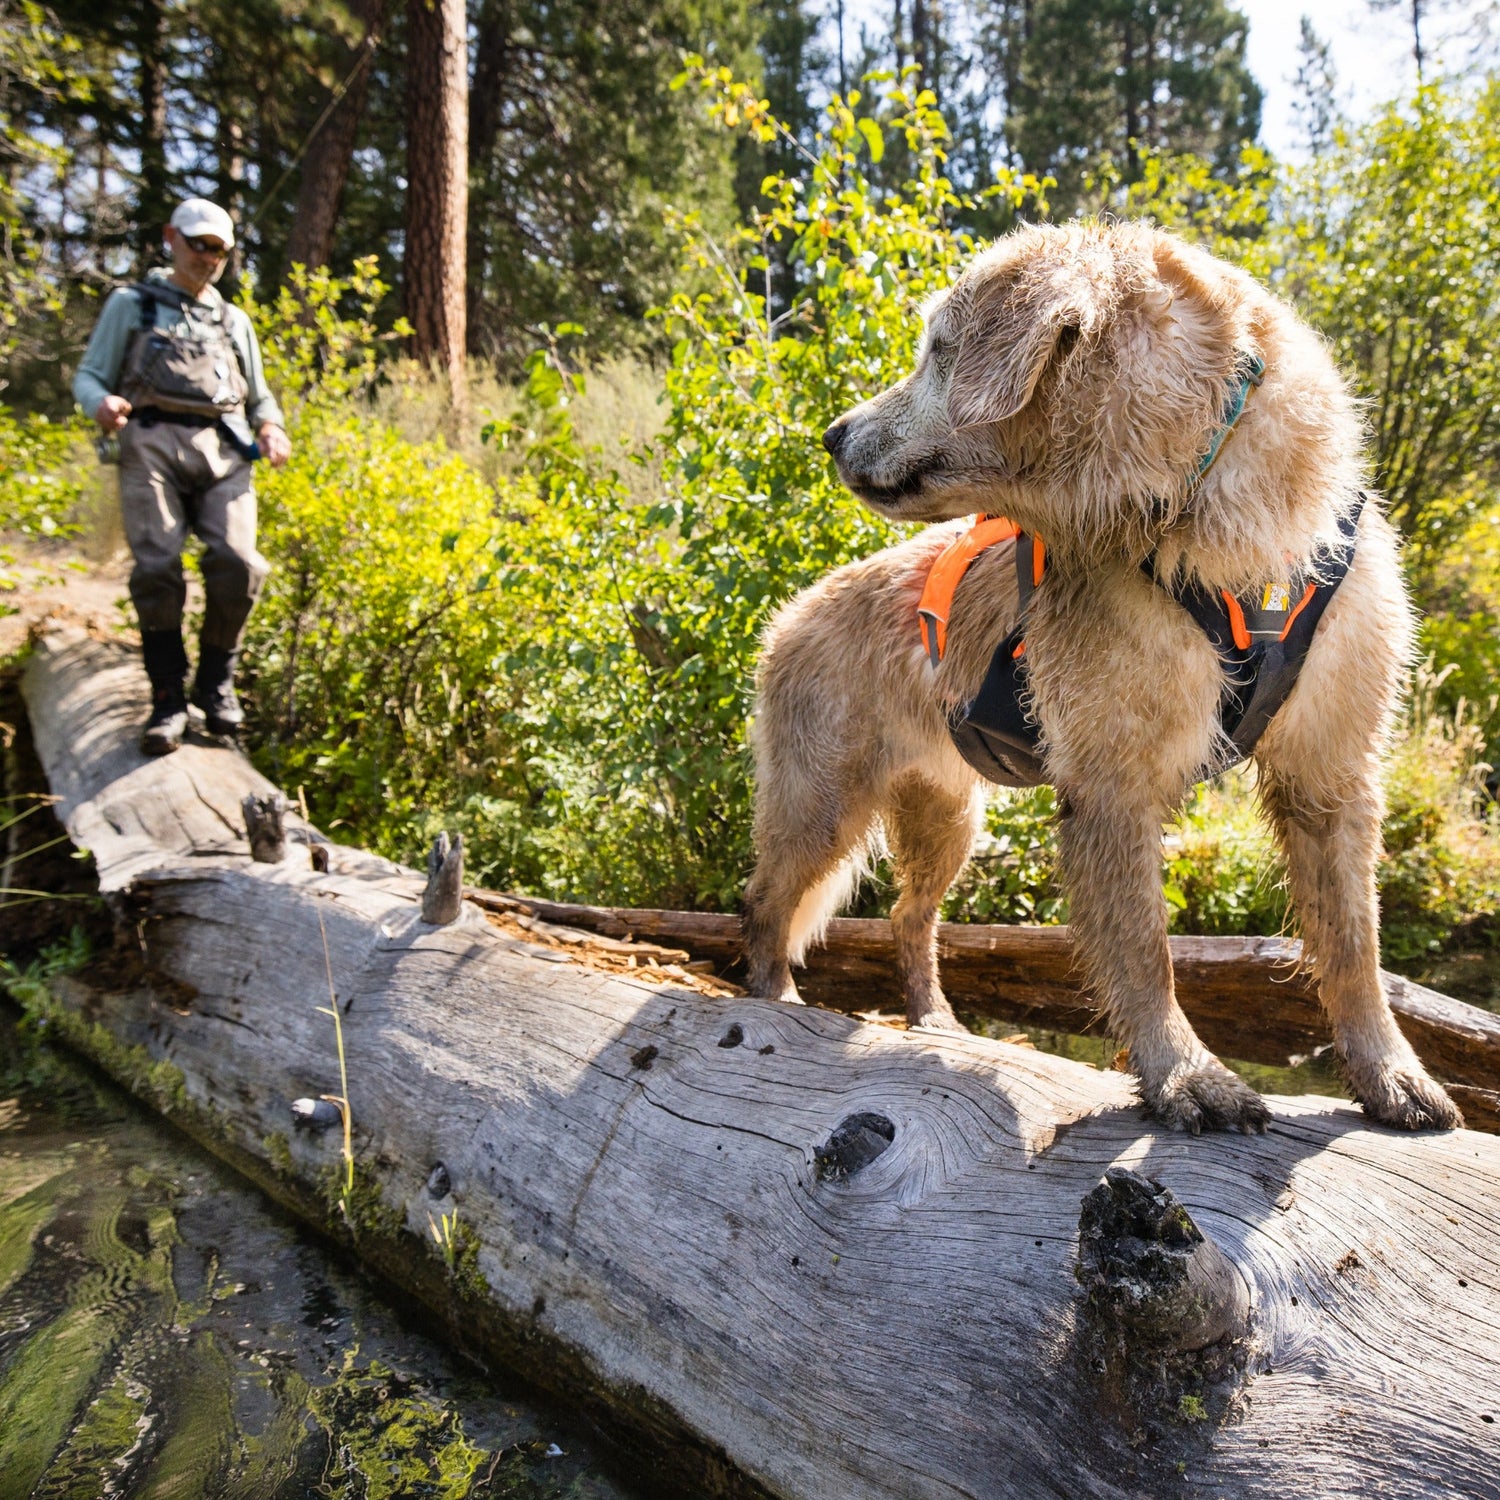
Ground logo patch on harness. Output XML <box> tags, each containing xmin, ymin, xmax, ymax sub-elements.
<box><xmin>1261</xmin><ymin>582</ymin><xmax>1290</xmax><ymax>612</ymax></box>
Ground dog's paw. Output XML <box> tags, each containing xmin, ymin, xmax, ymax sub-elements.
<box><xmin>1146</xmin><ymin>1061</ymin><xmax>1270</xmax><ymax>1136</ymax></box>
<box><xmin>906</xmin><ymin>996</ymin><xmax>969</xmax><ymax>1034</ymax></box>
<box><xmin>1344</xmin><ymin>1057</ymin><xmax>1463</xmax><ymax>1131</ymax></box>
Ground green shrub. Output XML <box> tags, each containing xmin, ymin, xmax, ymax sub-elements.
<box><xmin>944</xmin><ymin>788</ymin><xmax>1066</xmax><ymax>925</ymax></box>
<box><xmin>0</xmin><ymin>407</ymin><xmax>91</xmax><ymax>539</ymax></box>
<box><xmin>1165</xmin><ymin>773</ymin><xmax>1288</xmax><ymax>938</ymax></box>
<box><xmin>1418</xmin><ymin>494</ymin><xmax>1500</xmax><ymax>758</ymax></box>
<box><xmin>1377</xmin><ymin>666</ymin><xmax>1500</xmax><ymax>965</ymax></box>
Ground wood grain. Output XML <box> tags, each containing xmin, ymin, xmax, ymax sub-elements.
<box><xmin>18</xmin><ymin>624</ymin><xmax>1500</xmax><ymax>1500</ymax></box>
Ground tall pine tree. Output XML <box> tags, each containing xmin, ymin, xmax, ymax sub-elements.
<box><xmin>1008</xmin><ymin>0</ymin><xmax>1261</xmax><ymax>212</ymax></box>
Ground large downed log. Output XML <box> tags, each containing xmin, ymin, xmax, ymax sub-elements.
<box><xmin>15</xmin><ymin>622</ymin><xmax>1500</xmax><ymax>1500</ymax></box>
<box><xmin>475</xmin><ymin>897</ymin><xmax>1500</xmax><ymax>1131</ymax></box>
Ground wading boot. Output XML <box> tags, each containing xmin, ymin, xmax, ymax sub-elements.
<box><xmin>140</xmin><ymin>628</ymin><xmax>189</xmax><ymax>756</ymax></box>
<box><xmin>190</xmin><ymin>645</ymin><xmax>245</xmax><ymax>737</ymax></box>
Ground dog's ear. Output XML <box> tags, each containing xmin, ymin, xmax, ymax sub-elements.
<box><xmin>947</xmin><ymin>271</ymin><xmax>1099</xmax><ymax>429</ymax></box>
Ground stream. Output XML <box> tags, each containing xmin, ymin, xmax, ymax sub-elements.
<box><xmin>0</xmin><ymin>1005</ymin><xmax>644</xmax><ymax>1500</ymax></box>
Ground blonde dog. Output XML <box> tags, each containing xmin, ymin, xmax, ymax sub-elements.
<box><xmin>741</xmin><ymin>221</ymin><xmax>1462</xmax><ymax>1135</ymax></box>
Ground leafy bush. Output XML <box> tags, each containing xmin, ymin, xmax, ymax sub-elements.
<box><xmin>1419</xmin><ymin>495</ymin><xmax>1500</xmax><ymax>757</ymax></box>
<box><xmin>0</xmin><ymin>406</ymin><xmax>90</xmax><ymax>538</ymax></box>
<box><xmin>944</xmin><ymin>788</ymin><xmax>1066</xmax><ymax>925</ymax></box>
<box><xmin>1164</xmin><ymin>774</ymin><xmax>1288</xmax><ymax>939</ymax></box>
<box><xmin>1377</xmin><ymin>666</ymin><xmax>1500</xmax><ymax>965</ymax></box>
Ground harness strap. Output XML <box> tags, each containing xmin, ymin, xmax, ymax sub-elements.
<box><xmin>918</xmin><ymin>515</ymin><xmax>1021</xmax><ymax>667</ymax></box>
<box><xmin>1159</xmin><ymin>499</ymin><xmax>1364</xmax><ymax>768</ymax></box>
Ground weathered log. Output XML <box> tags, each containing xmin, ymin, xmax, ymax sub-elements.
<box><xmin>17</xmin><ymin>622</ymin><xmax>1500</xmax><ymax>1500</ymax></box>
<box><xmin>475</xmin><ymin>895</ymin><xmax>1500</xmax><ymax>1129</ymax></box>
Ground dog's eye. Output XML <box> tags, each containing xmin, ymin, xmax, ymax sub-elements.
<box><xmin>1055</xmin><ymin>324</ymin><xmax>1081</xmax><ymax>360</ymax></box>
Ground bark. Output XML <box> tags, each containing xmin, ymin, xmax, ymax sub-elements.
<box><xmin>405</xmin><ymin>0</ymin><xmax>468</xmax><ymax>403</ymax></box>
<box><xmin>284</xmin><ymin>0</ymin><xmax>386</xmax><ymax>275</ymax></box>
<box><xmin>468</xmin><ymin>0</ymin><xmax>510</xmax><ymax>176</ymax></box>
<box><xmin>17</xmin><ymin>622</ymin><xmax>1500</xmax><ymax>1500</ymax></box>
<box><xmin>911</xmin><ymin>0</ymin><xmax>929</xmax><ymax>87</ymax></box>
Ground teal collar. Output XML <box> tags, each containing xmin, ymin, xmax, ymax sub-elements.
<box><xmin>1189</xmin><ymin>352</ymin><xmax>1265</xmax><ymax>491</ymax></box>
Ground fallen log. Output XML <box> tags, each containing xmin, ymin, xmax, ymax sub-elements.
<box><xmin>15</xmin><ymin>622</ymin><xmax>1500</xmax><ymax>1500</ymax></box>
<box><xmin>469</xmin><ymin>898</ymin><xmax>1500</xmax><ymax>1133</ymax></box>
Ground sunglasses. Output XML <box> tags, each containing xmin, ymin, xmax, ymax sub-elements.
<box><xmin>183</xmin><ymin>234</ymin><xmax>230</xmax><ymax>258</ymax></box>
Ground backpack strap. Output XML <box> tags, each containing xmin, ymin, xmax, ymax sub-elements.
<box><xmin>132</xmin><ymin>281</ymin><xmax>162</xmax><ymax>332</ymax></box>
<box><xmin>132</xmin><ymin>279</ymin><xmax>233</xmax><ymax>333</ymax></box>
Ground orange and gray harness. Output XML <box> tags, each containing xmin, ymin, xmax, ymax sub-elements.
<box><xmin>916</xmin><ymin>356</ymin><xmax>1363</xmax><ymax>786</ymax></box>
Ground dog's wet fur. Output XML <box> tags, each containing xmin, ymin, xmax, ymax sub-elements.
<box><xmin>741</xmin><ymin>222</ymin><xmax>1462</xmax><ymax>1135</ymax></box>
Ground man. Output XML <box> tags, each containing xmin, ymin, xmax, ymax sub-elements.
<box><xmin>73</xmin><ymin>197</ymin><xmax>291</xmax><ymax>755</ymax></box>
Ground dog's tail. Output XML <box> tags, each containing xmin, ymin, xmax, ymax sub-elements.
<box><xmin>785</xmin><ymin>830</ymin><xmax>885</xmax><ymax>966</ymax></box>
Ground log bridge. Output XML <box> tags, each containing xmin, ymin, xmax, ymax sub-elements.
<box><xmin>11</xmin><ymin>621</ymin><xmax>1500</xmax><ymax>1500</ymax></box>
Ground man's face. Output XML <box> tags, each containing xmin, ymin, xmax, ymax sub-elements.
<box><xmin>165</xmin><ymin>224</ymin><xmax>231</xmax><ymax>294</ymax></box>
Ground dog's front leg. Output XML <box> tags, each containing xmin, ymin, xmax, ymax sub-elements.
<box><xmin>1057</xmin><ymin>789</ymin><xmax>1271</xmax><ymax>1133</ymax></box>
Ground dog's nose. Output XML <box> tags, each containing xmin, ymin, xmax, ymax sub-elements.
<box><xmin>822</xmin><ymin>422</ymin><xmax>850</xmax><ymax>458</ymax></box>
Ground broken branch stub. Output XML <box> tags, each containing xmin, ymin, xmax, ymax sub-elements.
<box><xmin>242</xmin><ymin>792</ymin><xmax>288</xmax><ymax>864</ymax></box>
<box><xmin>422</xmin><ymin>831</ymin><xmax>464</xmax><ymax>925</ymax></box>
<box><xmin>1077</xmin><ymin>1166</ymin><xmax>1248</xmax><ymax>1356</ymax></box>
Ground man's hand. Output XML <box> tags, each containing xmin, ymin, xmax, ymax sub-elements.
<box><xmin>258</xmin><ymin>422</ymin><xmax>292</xmax><ymax>468</ymax></box>
<box><xmin>95</xmin><ymin>395</ymin><xmax>131</xmax><ymax>434</ymax></box>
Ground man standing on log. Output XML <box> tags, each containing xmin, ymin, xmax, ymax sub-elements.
<box><xmin>73</xmin><ymin>198</ymin><xmax>291</xmax><ymax>755</ymax></box>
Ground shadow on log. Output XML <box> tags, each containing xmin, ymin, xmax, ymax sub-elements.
<box><xmin>14</xmin><ymin>622</ymin><xmax>1500</xmax><ymax>1500</ymax></box>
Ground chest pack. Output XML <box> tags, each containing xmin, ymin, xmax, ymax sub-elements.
<box><xmin>120</xmin><ymin>281</ymin><xmax>248</xmax><ymax>419</ymax></box>
<box><xmin>915</xmin><ymin>352</ymin><xmax>1362</xmax><ymax>788</ymax></box>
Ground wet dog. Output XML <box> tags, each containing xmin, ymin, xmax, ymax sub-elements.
<box><xmin>741</xmin><ymin>221</ymin><xmax>1461</xmax><ymax>1134</ymax></box>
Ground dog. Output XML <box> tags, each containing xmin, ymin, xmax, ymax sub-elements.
<box><xmin>740</xmin><ymin>221</ymin><xmax>1462</xmax><ymax>1135</ymax></box>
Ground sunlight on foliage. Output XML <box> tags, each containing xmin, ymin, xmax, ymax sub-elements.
<box><xmin>227</xmin><ymin>71</ymin><xmax>1500</xmax><ymax>976</ymax></box>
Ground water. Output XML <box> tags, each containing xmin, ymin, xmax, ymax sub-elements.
<box><xmin>0</xmin><ymin>1008</ymin><xmax>642</xmax><ymax>1500</ymax></box>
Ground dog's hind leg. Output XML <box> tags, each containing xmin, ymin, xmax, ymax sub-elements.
<box><xmin>882</xmin><ymin>772</ymin><xmax>984</xmax><ymax>1031</ymax></box>
<box><xmin>742</xmin><ymin>783</ymin><xmax>881</xmax><ymax>1006</ymax></box>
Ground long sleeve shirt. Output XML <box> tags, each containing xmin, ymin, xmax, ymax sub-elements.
<box><xmin>72</xmin><ymin>268</ymin><xmax>286</xmax><ymax>431</ymax></box>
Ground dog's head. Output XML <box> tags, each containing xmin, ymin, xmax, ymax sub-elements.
<box><xmin>824</xmin><ymin>222</ymin><xmax>1267</xmax><ymax>557</ymax></box>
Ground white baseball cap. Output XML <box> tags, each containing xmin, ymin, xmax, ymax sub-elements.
<box><xmin>169</xmin><ymin>198</ymin><xmax>235</xmax><ymax>248</ymax></box>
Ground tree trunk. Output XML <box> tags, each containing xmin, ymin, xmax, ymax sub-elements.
<box><xmin>17</xmin><ymin>622</ymin><xmax>1500</xmax><ymax>1500</ymax></box>
<box><xmin>466</xmin><ymin>0</ymin><xmax>509</xmax><ymax>349</ymax></box>
<box><xmin>285</xmin><ymin>0</ymin><xmax>386</xmax><ymax>276</ymax></box>
<box><xmin>911</xmin><ymin>0</ymin><xmax>929</xmax><ymax>87</ymax></box>
<box><xmin>405</xmin><ymin>0</ymin><xmax>468</xmax><ymax>405</ymax></box>
<box><xmin>1119</xmin><ymin>5</ymin><xmax>1139</xmax><ymax>181</ymax></box>
<box><xmin>134</xmin><ymin>0</ymin><xmax>170</xmax><ymax>270</ymax></box>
